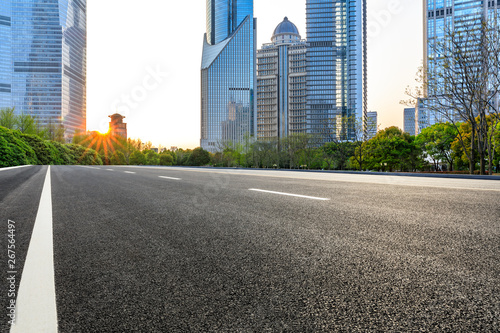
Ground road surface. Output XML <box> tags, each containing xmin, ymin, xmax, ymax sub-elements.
<box><xmin>1</xmin><ymin>165</ymin><xmax>499</xmax><ymax>332</ymax></box>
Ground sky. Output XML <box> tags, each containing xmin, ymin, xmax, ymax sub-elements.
<box><xmin>87</xmin><ymin>0</ymin><xmax>423</xmax><ymax>149</ymax></box>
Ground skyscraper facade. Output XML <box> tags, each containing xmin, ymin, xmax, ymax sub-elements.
<box><xmin>366</xmin><ymin>111</ymin><xmax>377</xmax><ymax>139</ymax></box>
<box><xmin>0</xmin><ymin>2</ymin><xmax>12</xmax><ymax>108</ymax></box>
<box><xmin>305</xmin><ymin>0</ymin><xmax>363</xmax><ymax>142</ymax></box>
<box><xmin>0</xmin><ymin>0</ymin><xmax>87</xmax><ymax>139</ymax></box>
<box><xmin>256</xmin><ymin>17</ymin><xmax>307</xmax><ymax>141</ymax></box>
<box><xmin>404</xmin><ymin>108</ymin><xmax>416</xmax><ymax>136</ymax></box>
<box><xmin>201</xmin><ymin>0</ymin><xmax>256</xmax><ymax>152</ymax></box>
<box><xmin>423</xmin><ymin>0</ymin><xmax>499</xmax><ymax>129</ymax></box>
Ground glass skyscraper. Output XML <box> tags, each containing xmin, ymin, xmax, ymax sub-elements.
<box><xmin>201</xmin><ymin>0</ymin><xmax>256</xmax><ymax>152</ymax></box>
<box><xmin>423</xmin><ymin>0</ymin><xmax>499</xmax><ymax>129</ymax></box>
<box><xmin>305</xmin><ymin>0</ymin><xmax>362</xmax><ymax>142</ymax></box>
<box><xmin>0</xmin><ymin>2</ymin><xmax>12</xmax><ymax>108</ymax></box>
<box><xmin>0</xmin><ymin>0</ymin><xmax>86</xmax><ymax>138</ymax></box>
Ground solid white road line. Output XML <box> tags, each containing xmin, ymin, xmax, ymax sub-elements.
<box><xmin>124</xmin><ymin>171</ymin><xmax>136</xmax><ymax>174</ymax></box>
<box><xmin>11</xmin><ymin>166</ymin><xmax>57</xmax><ymax>333</ymax></box>
<box><xmin>159</xmin><ymin>176</ymin><xmax>181</xmax><ymax>180</ymax></box>
<box><xmin>249</xmin><ymin>188</ymin><xmax>330</xmax><ymax>201</ymax></box>
<box><xmin>0</xmin><ymin>165</ymin><xmax>32</xmax><ymax>172</ymax></box>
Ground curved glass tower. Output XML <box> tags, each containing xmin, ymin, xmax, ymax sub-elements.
<box><xmin>201</xmin><ymin>0</ymin><xmax>256</xmax><ymax>152</ymax></box>
<box><xmin>0</xmin><ymin>0</ymin><xmax>86</xmax><ymax>139</ymax></box>
<box><xmin>306</xmin><ymin>0</ymin><xmax>362</xmax><ymax>142</ymax></box>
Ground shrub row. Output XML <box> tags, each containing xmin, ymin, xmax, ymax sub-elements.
<box><xmin>0</xmin><ymin>126</ymin><xmax>102</xmax><ymax>167</ymax></box>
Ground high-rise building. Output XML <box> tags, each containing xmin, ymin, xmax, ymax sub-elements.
<box><xmin>404</xmin><ymin>108</ymin><xmax>416</xmax><ymax>136</ymax></box>
<box><xmin>0</xmin><ymin>2</ymin><xmax>12</xmax><ymax>108</ymax></box>
<box><xmin>305</xmin><ymin>0</ymin><xmax>363</xmax><ymax>142</ymax></box>
<box><xmin>0</xmin><ymin>0</ymin><xmax>87</xmax><ymax>139</ymax></box>
<box><xmin>366</xmin><ymin>111</ymin><xmax>377</xmax><ymax>139</ymax></box>
<box><xmin>256</xmin><ymin>17</ymin><xmax>307</xmax><ymax>141</ymax></box>
<box><xmin>423</xmin><ymin>0</ymin><xmax>499</xmax><ymax>130</ymax></box>
<box><xmin>201</xmin><ymin>0</ymin><xmax>256</xmax><ymax>152</ymax></box>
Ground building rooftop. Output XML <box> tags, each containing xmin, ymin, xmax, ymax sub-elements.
<box><xmin>273</xmin><ymin>17</ymin><xmax>300</xmax><ymax>37</ymax></box>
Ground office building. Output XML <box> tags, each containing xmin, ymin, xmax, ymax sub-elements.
<box><xmin>201</xmin><ymin>0</ymin><xmax>256</xmax><ymax>152</ymax></box>
<box><xmin>306</xmin><ymin>0</ymin><xmax>363</xmax><ymax>142</ymax></box>
<box><xmin>256</xmin><ymin>17</ymin><xmax>307</xmax><ymax>141</ymax></box>
<box><xmin>404</xmin><ymin>108</ymin><xmax>416</xmax><ymax>136</ymax></box>
<box><xmin>423</xmin><ymin>0</ymin><xmax>499</xmax><ymax>130</ymax></box>
<box><xmin>366</xmin><ymin>111</ymin><xmax>377</xmax><ymax>139</ymax></box>
<box><xmin>0</xmin><ymin>2</ymin><xmax>12</xmax><ymax>108</ymax></box>
<box><xmin>0</xmin><ymin>0</ymin><xmax>87</xmax><ymax>139</ymax></box>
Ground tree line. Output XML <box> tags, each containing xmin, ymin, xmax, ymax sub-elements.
<box><xmin>1</xmin><ymin>107</ymin><xmax>499</xmax><ymax>174</ymax></box>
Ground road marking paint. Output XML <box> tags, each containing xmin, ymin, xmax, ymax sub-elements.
<box><xmin>149</xmin><ymin>167</ymin><xmax>500</xmax><ymax>192</ymax></box>
<box><xmin>159</xmin><ymin>176</ymin><xmax>181</xmax><ymax>180</ymax></box>
<box><xmin>124</xmin><ymin>171</ymin><xmax>136</xmax><ymax>174</ymax></box>
<box><xmin>77</xmin><ymin>165</ymin><xmax>101</xmax><ymax>170</ymax></box>
<box><xmin>106</xmin><ymin>169</ymin><xmax>114</xmax><ymax>171</ymax></box>
<box><xmin>11</xmin><ymin>166</ymin><xmax>57</xmax><ymax>333</ymax></box>
<box><xmin>0</xmin><ymin>165</ymin><xmax>32</xmax><ymax>172</ymax></box>
<box><xmin>249</xmin><ymin>188</ymin><xmax>330</xmax><ymax>201</ymax></box>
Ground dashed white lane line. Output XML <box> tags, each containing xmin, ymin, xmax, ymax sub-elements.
<box><xmin>106</xmin><ymin>169</ymin><xmax>114</xmax><ymax>171</ymax></box>
<box><xmin>0</xmin><ymin>165</ymin><xmax>32</xmax><ymax>172</ymax></box>
<box><xmin>159</xmin><ymin>176</ymin><xmax>181</xmax><ymax>180</ymax></box>
<box><xmin>11</xmin><ymin>166</ymin><xmax>57</xmax><ymax>333</ymax></box>
<box><xmin>77</xmin><ymin>165</ymin><xmax>101</xmax><ymax>170</ymax></box>
<box><xmin>249</xmin><ymin>188</ymin><xmax>330</xmax><ymax>201</ymax></box>
<box><xmin>124</xmin><ymin>171</ymin><xmax>136</xmax><ymax>174</ymax></box>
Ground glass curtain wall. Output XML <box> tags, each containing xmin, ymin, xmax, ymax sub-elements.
<box><xmin>305</xmin><ymin>0</ymin><xmax>362</xmax><ymax>143</ymax></box>
<box><xmin>7</xmin><ymin>0</ymin><xmax>86</xmax><ymax>138</ymax></box>
<box><xmin>201</xmin><ymin>0</ymin><xmax>256</xmax><ymax>152</ymax></box>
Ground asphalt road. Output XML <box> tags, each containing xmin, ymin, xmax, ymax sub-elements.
<box><xmin>1</xmin><ymin>165</ymin><xmax>499</xmax><ymax>332</ymax></box>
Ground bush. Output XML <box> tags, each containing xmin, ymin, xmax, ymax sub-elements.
<box><xmin>160</xmin><ymin>153</ymin><xmax>173</xmax><ymax>166</ymax></box>
<box><xmin>0</xmin><ymin>126</ymin><xmax>38</xmax><ymax>167</ymax></box>
<box><xmin>110</xmin><ymin>151</ymin><xmax>126</xmax><ymax>165</ymax></box>
<box><xmin>129</xmin><ymin>150</ymin><xmax>146</xmax><ymax>165</ymax></box>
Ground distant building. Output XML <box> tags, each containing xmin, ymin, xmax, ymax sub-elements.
<box><xmin>109</xmin><ymin>114</ymin><xmax>127</xmax><ymax>139</ymax></box>
<box><xmin>404</xmin><ymin>108</ymin><xmax>416</xmax><ymax>136</ymax></box>
<box><xmin>366</xmin><ymin>111</ymin><xmax>377</xmax><ymax>139</ymax></box>
<box><xmin>256</xmin><ymin>17</ymin><xmax>307</xmax><ymax>141</ymax></box>
<box><xmin>151</xmin><ymin>148</ymin><xmax>159</xmax><ymax>154</ymax></box>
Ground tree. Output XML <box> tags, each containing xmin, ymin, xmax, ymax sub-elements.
<box><xmin>15</xmin><ymin>113</ymin><xmax>39</xmax><ymax>135</ymax></box>
<box><xmin>405</xmin><ymin>16</ymin><xmax>500</xmax><ymax>175</ymax></box>
<box><xmin>144</xmin><ymin>150</ymin><xmax>160</xmax><ymax>165</ymax></box>
<box><xmin>0</xmin><ymin>107</ymin><xmax>16</xmax><ymax>129</ymax></box>
<box><xmin>129</xmin><ymin>150</ymin><xmax>146</xmax><ymax>165</ymax></box>
<box><xmin>416</xmin><ymin>122</ymin><xmax>457</xmax><ymax>171</ymax></box>
<box><xmin>159</xmin><ymin>153</ymin><xmax>173</xmax><ymax>166</ymax></box>
<box><xmin>188</xmin><ymin>147</ymin><xmax>210</xmax><ymax>166</ymax></box>
<box><xmin>361</xmin><ymin>127</ymin><xmax>424</xmax><ymax>172</ymax></box>
<box><xmin>110</xmin><ymin>151</ymin><xmax>126</xmax><ymax>165</ymax></box>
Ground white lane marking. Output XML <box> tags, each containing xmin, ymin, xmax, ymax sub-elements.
<box><xmin>152</xmin><ymin>167</ymin><xmax>500</xmax><ymax>192</ymax></box>
<box><xmin>0</xmin><ymin>165</ymin><xmax>32</xmax><ymax>172</ymax></box>
<box><xmin>11</xmin><ymin>166</ymin><xmax>57</xmax><ymax>333</ymax></box>
<box><xmin>249</xmin><ymin>188</ymin><xmax>330</xmax><ymax>201</ymax></box>
<box><xmin>77</xmin><ymin>165</ymin><xmax>101</xmax><ymax>170</ymax></box>
<box><xmin>124</xmin><ymin>171</ymin><xmax>136</xmax><ymax>174</ymax></box>
<box><xmin>106</xmin><ymin>169</ymin><xmax>114</xmax><ymax>171</ymax></box>
<box><xmin>159</xmin><ymin>176</ymin><xmax>181</xmax><ymax>180</ymax></box>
